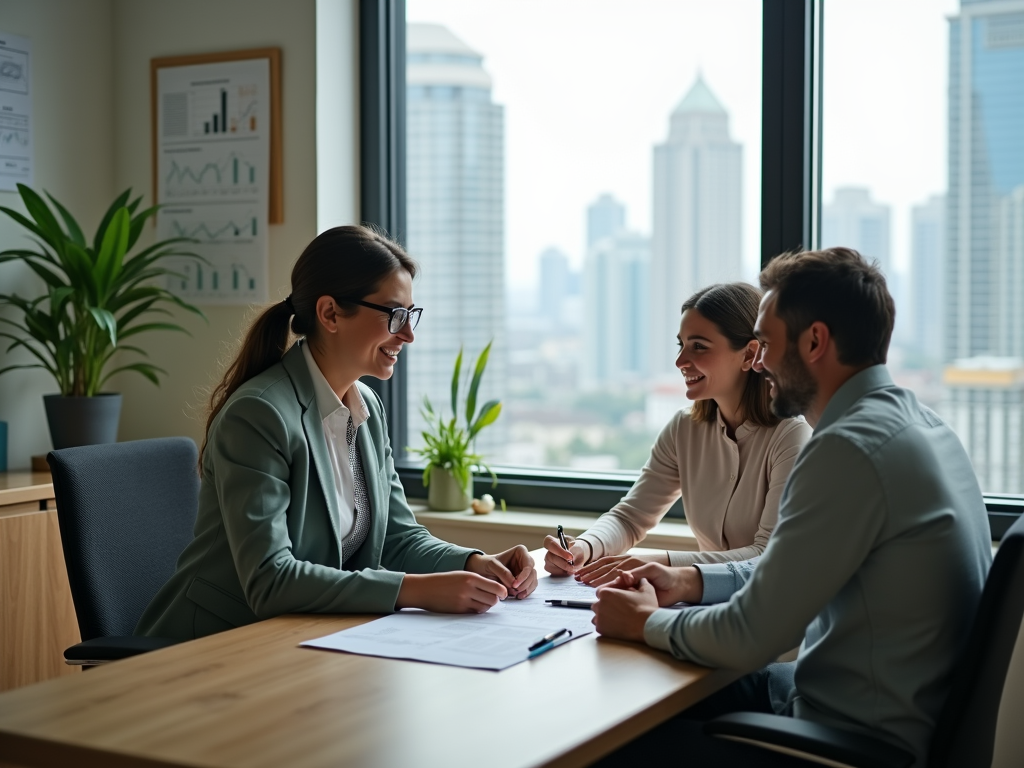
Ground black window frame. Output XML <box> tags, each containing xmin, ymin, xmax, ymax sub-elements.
<box><xmin>358</xmin><ymin>0</ymin><xmax>1020</xmax><ymax>539</ymax></box>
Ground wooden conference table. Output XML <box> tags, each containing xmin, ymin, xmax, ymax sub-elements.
<box><xmin>0</xmin><ymin>564</ymin><xmax>740</xmax><ymax>768</ymax></box>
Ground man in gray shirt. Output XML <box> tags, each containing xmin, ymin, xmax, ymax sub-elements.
<box><xmin>591</xmin><ymin>248</ymin><xmax>992</xmax><ymax>767</ymax></box>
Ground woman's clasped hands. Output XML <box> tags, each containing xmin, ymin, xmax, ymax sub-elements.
<box><xmin>396</xmin><ymin>544</ymin><xmax>538</xmax><ymax>615</ymax></box>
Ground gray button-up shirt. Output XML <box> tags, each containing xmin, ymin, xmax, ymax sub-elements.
<box><xmin>644</xmin><ymin>365</ymin><xmax>992</xmax><ymax>764</ymax></box>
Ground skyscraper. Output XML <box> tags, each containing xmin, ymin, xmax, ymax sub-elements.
<box><xmin>583</xmin><ymin>226</ymin><xmax>651</xmax><ymax>387</ymax></box>
<box><xmin>911</xmin><ymin>194</ymin><xmax>946</xmax><ymax>362</ymax></box>
<box><xmin>538</xmin><ymin>247</ymin><xmax>572</xmax><ymax>325</ymax></box>
<box><xmin>651</xmin><ymin>76</ymin><xmax>742</xmax><ymax>380</ymax></box>
<box><xmin>821</xmin><ymin>187</ymin><xmax>892</xmax><ymax>276</ymax></box>
<box><xmin>582</xmin><ymin>194</ymin><xmax>650</xmax><ymax>386</ymax></box>
<box><xmin>406</xmin><ymin>23</ymin><xmax>505</xmax><ymax>453</ymax></box>
<box><xmin>946</xmin><ymin>1</ymin><xmax>1024</xmax><ymax>362</ymax></box>
<box><xmin>939</xmin><ymin>2</ymin><xmax>1024</xmax><ymax>491</ymax></box>
<box><xmin>821</xmin><ymin>187</ymin><xmax>901</xmax><ymax>340</ymax></box>
<box><xmin>587</xmin><ymin>193</ymin><xmax>626</xmax><ymax>249</ymax></box>
<box><xmin>942</xmin><ymin>357</ymin><xmax>1024</xmax><ymax>493</ymax></box>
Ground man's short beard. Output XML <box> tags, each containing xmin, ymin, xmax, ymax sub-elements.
<box><xmin>770</xmin><ymin>343</ymin><xmax>817</xmax><ymax>419</ymax></box>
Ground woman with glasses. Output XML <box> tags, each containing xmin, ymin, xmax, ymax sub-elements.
<box><xmin>137</xmin><ymin>226</ymin><xmax>536</xmax><ymax>641</ymax></box>
<box><xmin>543</xmin><ymin>282</ymin><xmax>811</xmax><ymax>584</ymax></box>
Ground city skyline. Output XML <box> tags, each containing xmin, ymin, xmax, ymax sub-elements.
<box><xmin>405</xmin><ymin>2</ymin><xmax>1024</xmax><ymax>492</ymax></box>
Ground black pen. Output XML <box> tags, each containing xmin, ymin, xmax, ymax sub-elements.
<box><xmin>557</xmin><ymin>524</ymin><xmax>573</xmax><ymax>565</ymax></box>
<box><xmin>545</xmin><ymin>599</ymin><xmax>596</xmax><ymax>609</ymax></box>
<box><xmin>528</xmin><ymin>627</ymin><xmax>571</xmax><ymax>653</ymax></box>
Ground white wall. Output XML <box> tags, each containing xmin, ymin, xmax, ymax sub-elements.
<box><xmin>0</xmin><ymin>0</ymin><xmax>116</xmax><ymax>469</ymax></box>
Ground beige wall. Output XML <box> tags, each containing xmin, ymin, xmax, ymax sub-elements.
<box><xmin>0</xmin><ymin>0</ymin><xmax>359</xmax><ymax>461</ymax></box>
<box><xmin>0</xmin><ymin>0</ymin><xmax>116</xmax><ymax>469</ymax></box>
<box><xmin>109</xmin><ymin>0</ymin><xmax>337</xmax><ymax>448</ymax></box>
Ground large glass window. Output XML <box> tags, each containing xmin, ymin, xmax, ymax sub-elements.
<box><xmin>403</xmin><ymin>0</ymin><xmax>763</xmax><ymax>474</ymax></box>
<box><xmin>822</xmin><ymin>0</ymin><xmax>1024</xmax><ymax>494</ymax></box>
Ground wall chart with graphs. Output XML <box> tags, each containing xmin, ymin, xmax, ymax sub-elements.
<box><xmin>0</xmin><ymin>31</ymin><xmax>33</xmax><ymax>190</ymax></box>
<box><xmin>155</xmin><ymin>56</ymin><xmax>270</xmax><ymax>304</ymax></box>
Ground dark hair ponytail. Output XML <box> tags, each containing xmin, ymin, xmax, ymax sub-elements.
<box><xmin>200</xmin><ymin>225</ymin><xmax>417</xmax><ymax>468</ymax></box>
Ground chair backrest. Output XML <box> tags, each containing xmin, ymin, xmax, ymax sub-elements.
<box><xmin>48</xmin><ymin>437</ymin><xmax>199</xmax><ymax>640</ymax></box>
<box><xmin>928</xmin><ymin>513</ymin><xmax>1024</xmax><ymax>767</ymax></box>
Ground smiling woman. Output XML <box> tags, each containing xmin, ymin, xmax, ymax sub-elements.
<box><xmin>544</xmin><ymin>282</ymin><xmax>812</xmax><ymax>582</ymax></box>
<box><xmin>134</xmin><ymin>225</ymin><xmax>539</xmax><ymax>641</ymax></box>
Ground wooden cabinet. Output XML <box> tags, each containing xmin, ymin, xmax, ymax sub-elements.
<box><xmin>0</xmin><ymin>472</ymin><xmax>80</xmax><ymax>691</ymax></box>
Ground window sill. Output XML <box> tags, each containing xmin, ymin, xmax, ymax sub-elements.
<box><xmin>410</xmin><ymin>500</ymin><xmax>700</xmax><ymax>554</ymax></box>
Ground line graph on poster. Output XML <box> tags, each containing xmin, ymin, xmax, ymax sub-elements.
<box><xmin>161</xmin><ymin>148</ymin><xmax>260</xmax><ymax>200</ymax></box>
<box><xmin>160</xmin><ymin>204</ymin><xmax>266</xmax><ymax>304</ymax></box>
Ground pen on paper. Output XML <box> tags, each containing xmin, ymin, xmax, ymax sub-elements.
<box><xmin>545</xmin><ymin>599</ymin><xmax>596</xmax><ymax>609</ymax></box>
<box><xmin>557</xmin><ymin>524</ymin><xmax>572</xmax><ymax>565</ymax></box>
<box><xmin>528</xmin><ymin>628</ymin><xmax>573</xmax><ymax>658</ymax></box>
<box><xmin>528</xmin><ymin>627</ymin><xmax>571</xmax><ymax>652</ymax></box>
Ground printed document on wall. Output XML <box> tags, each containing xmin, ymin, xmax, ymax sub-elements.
<box><xmin>156</xmin><ymin>58</ymin><xmax>269</xmax><ymax>304</ymax></box>
<box><xmin>0</xmin><ymin>32</ymin><xmax>33</xmax><ymax>191</ymax></box>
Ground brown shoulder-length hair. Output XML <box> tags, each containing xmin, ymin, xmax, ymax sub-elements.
<box><xmin>199</xmin><ymin>225</ymin><xmax>417</xmax><ymax>468</ymax></box>
<box><xmin>681</xmin><ymin>282</ymin><xmax>778</xmax><ymax>428</ymax></box>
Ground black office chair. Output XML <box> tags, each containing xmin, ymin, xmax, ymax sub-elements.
<box><xmin>704</xmin><ymin>512</ymin><xmax>1024</xmax><ymax>768</ymax></box>
<box><xmin>48</xmin><ymin>437</ymin><xmax>200</xmax><ymax>665</ymax></box>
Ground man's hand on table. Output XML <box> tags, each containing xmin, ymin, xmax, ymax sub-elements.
<box><xmin>591</xmin><ymin>564</ymin><xmax>704</xmax><ymax>642</ymax></box>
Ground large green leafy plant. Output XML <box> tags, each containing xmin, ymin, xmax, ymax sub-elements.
<box><xmin>0</xmin><ymin>184</ymin><xmax>203</xmax><ymax>396</ymax></box>
<box><xmin>409</xmin><ymin>341</ymin><xmax>502</xmax><ymax>491</ymax></box>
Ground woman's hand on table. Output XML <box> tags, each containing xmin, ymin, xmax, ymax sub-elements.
<box><xmin>397</xmin><ymin>572</ymin><xmax>508</xmax><ymax>613</ymax></box>
<box><xmin>575</xmin><ymin>552</ymin><xmax>668</xmax><ymax>586</ymax></box>
<box><xmin>466</xmin><ymin>545</ymin><xmax>538</xmax><ymax>599</ymax></box>
<box><xmin>542</xmin><ymin>534</ymin><xmax>587</xmax><ymax>576</ymax></box>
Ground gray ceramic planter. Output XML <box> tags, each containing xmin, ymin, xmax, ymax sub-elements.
<box><xmin>43</xmin><ymin>393</ymin><xmax>122</xmax><ymax>449</ymax></box>
<box><xmin>427</xmin><ymin>467</ymin><xmax>471</xmax><ymax>511</ymax></box>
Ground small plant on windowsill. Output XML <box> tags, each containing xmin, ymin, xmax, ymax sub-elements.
<box><xmin>408</xmin><ymin>341</ymin><xmax>502</xmax><ymax>511</ymax></box>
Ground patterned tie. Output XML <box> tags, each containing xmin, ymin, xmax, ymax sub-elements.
<box><xmin>342</xmin><ymin>415</ymin><xmax>371</xmax><ymax>566</ymax></box>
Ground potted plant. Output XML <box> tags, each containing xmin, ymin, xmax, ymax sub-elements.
<box><xmin>0</xmin><ymin>183</ymin><xmax>203</xmax><ymax>449</ymax></box>
<box><xmin>409</xmin><ymin>341</ymin><xmax>502</xmax><ymax>511</ymax></box>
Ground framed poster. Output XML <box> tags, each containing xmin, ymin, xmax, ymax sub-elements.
<box><xmin>151</xmin><ymin>48</ymin><xmax>281</xmax><ymax>304</ymax></box>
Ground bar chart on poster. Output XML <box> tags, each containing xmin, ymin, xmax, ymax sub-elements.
<box><xmin>156</xmin><ymin>57</ymin><xmax>269</xmax><ymax>304</ymax></box>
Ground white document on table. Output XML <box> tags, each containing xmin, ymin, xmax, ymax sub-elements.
<box><xmin>301</xmin><ymin>578</ymin><xmax>599</xmax><ymax>671</ymax></box>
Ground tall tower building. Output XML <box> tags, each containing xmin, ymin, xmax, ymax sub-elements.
<box><xmin>583</xmin><ymin>230</ymin><xmax>651</xmax><ymax>387</ymax></box>
<box><xmin>821</xmin><ymin>187</ymin><xmax>901</xmax><ymax>340</ymax></box>
<box><xmin>651</xmin><ymin>76</ymin><xmax>742</xmax><ymax>380</ymax></box>
<box><xmin>821</xmin><ymin>187</ymin><xmax>892</xmax><ymax>276</ymax></box>
<box><xmin>946</xmin><ymin>1</ymin><xmax>1024</xmax><ymax>361</ymax></box>
<box><xmin>406</xmin><ymin>23</ymin><xmax>505</xmax><ymax>454</ymax></box>
<box><xmin>538</xmin><ymin>247</ymin><xmax>572</xmax><ymax>325</ymax></box>
<box><xmin>587</xmin><ymin>193</ymin><xmax>626</xmax><ymax>249</ymax></box>
<box><xmin>911</xmin><ymin>194</ymin><xmax>946</xmax><ymax>362</ymax></box>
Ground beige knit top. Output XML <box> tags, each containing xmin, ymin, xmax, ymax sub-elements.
<box><xmin>578</xmin><ymin>409</ymin><xmax>811</xmax><ymax>566</ymax></box>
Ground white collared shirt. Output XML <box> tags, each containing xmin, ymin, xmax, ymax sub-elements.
<box><xmin>300</xmin><ymin>340</ymin><xmax>371</xmax><ymax>542</ymax></box>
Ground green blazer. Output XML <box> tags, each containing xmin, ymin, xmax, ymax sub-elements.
<box><xmin>135</xmin><ymin>343</ymin><xmax>478</xmax><ymax>640</ymax></box>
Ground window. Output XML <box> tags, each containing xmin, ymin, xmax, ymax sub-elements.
<box><xmin>822</xmin><ymin>0</ymin><xmax>1024</xmax><ymax>498</ymax></box>
<box><xmin>360</xmin><ymin>1</ymin><xmax>1024</xmax><ymax>536</ymax></box>
<box><xmin>401</xmin><ymin>1</ymin><xmax>763</xmax><ymax>481</ymax></box>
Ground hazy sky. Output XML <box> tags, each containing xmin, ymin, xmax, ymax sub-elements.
<box><xmin>407</xmin><ymin>0</ymin><xmax>960</xmax><ymax>290</ymax></box>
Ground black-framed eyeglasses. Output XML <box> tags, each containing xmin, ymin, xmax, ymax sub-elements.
<box><xmin>334</xmin><ymin>297</ymin><xmax>423</xmax><ymax>333</ymax></box>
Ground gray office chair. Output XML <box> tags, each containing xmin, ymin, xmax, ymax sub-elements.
<box><xmin>48</xmin><ymin>437</ymin><xmax>200</xmax><ymax>665</ymax></box>
<box><xmin>705</xmin><ymin>512</ymin><xmax>1024</xmax><ymax>768</ymax></box>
